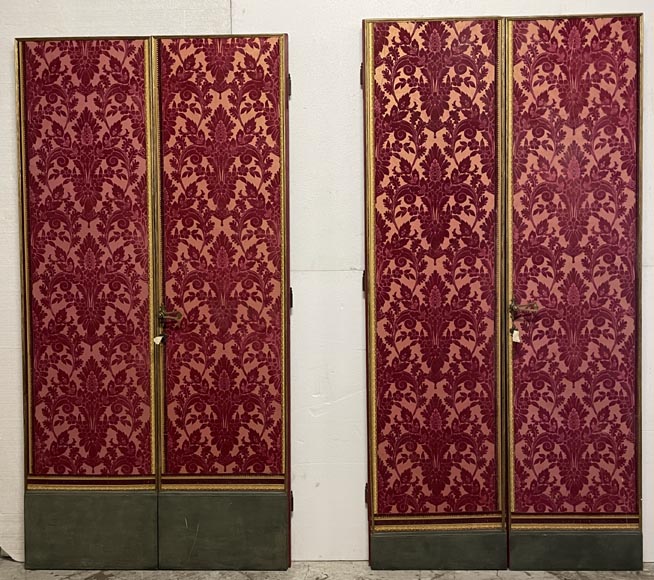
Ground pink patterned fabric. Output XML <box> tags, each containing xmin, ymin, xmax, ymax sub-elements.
<box><xmin>159</xmin><ymin>37</ymin><xmax>285</xmax><ymax>475</ymax></box>
<box><xmin>370</xmin><ymin>20</ymin><xmax>499</xmax><ymax>514</ymax></box>
<box><xmin>23</xmin><ymin>40</ymin><xmax>152</xmax><ymax>476</ymax></box>
<box><xmin>511</xmin><ymin>17</ymin><xmax>639</xmax><ymax>513</ymax></box>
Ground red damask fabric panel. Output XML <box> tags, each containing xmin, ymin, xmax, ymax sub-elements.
<box><xmin>366</xmin><ymin>19</ymin><xmax>500</xmax><ymax>520</ymax></box>
<box><xmin>21</xmin><ymin>39</ymin><xmax>153</xmax><ymax>478</ymax></box>
<box><xmin>159</xmin><ymin>36</ymin><xmax>288</xmax><ymax>479</ymax></box>
<box><xmin>510</xmin><ymin>17</ymin><xmax>639</xmax><ymax>515</ymax></box>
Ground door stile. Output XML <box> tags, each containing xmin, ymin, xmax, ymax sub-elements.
<box><xmin>363</xmin><ymin>17</ymin><xmax>507</xmax><ymax>569</ymax></box>
<box><xmin>281</xmin><ymin>32</ymin><xmax>293</xmax><ymax>522</ymax></box>
<box><xmin>18</xmin><ymin>36</ymin><xmax>159</xmax><ymax>568</ymax></box>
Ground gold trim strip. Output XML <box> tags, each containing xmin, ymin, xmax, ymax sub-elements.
<box><xmin>505</xmin><ymin>12</ymin><xmax>642</xmax><ymax>22</ymax></box>
<box><xmin>16</xmin><ymin>35</ymin><xmax>150</xmax><ymax>42</ymax></box>
<box><xmin>279</xmin><ymin>34</ymin><xmax>288</xmax><ymax>481</ymax></box>
<box><xmin>373</xmin><ymin>523</ymin><xmax>504</xmax><ymax>533</ymax></box>
<box><xmin>151</xmin><ymin>33</ymin><xmax>287</xmax><ymax>41</ymax></box>
<box><xmin>364</xmin><ymin>19</ymin><xmax>377</xmax><ymax>517</ymax></box>
<box><xmin>363</xmin><ymin>20</ymin><xmax>377</xmax><ymax>516</ymax></box>
<box><xmin>149</xmin><ymin>38</ymin><xmax>165</xmax><ymax>485</ymax></box>
<box><xmin>162</xmin><ymin>475</ymin><xmax>284</xmax><ymax>480</ymax></box>
<box><xmin>27</xmin><ymin>484</ymin><xmax>155</xmax><ymax>491</ymax></box>
<box><xmin>511</xmin><ymin>514</ymin><xmax>640</xmax><ymax>520</ymax></box>
<box><xmin>144</xmin><ymin>37</ymin><xmax>156</xmax><ymax>477</ymax></box>
<box><xmin>363</xmin><ymin>16</ymin><xmax>503</xmax><ymax>24</ymax></box>
<box><xmin>16</xmin><ymin>41</ymin><xmax>34</xmax><ymax>476</ymax></box>
<box><xmin>495</xmin><ymin>17</ymin><xmax>506</xmax><ymax>518</ymax></box>
<box><xmin>375</xmin><ymin>513</ymin><xmax>502</xmax><ymax>521</ymax></box>
<box><xmin>161</xmin><ymin>484</ymin><xmax>285</xmax><ymax>491</ymax></box>
<box><xmin>27</xmin><ymin>477</ymin><xmax>155</xmax><ymax>482</ymax></box>
<box><xmin>511</xmin><ymin>523</ymin><xmax>640</xmax><ymax>531</ymax></box>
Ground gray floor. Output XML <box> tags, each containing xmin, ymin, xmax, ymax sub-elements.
<box><xmin>1</xmin><ymin>559</ymin><xmax>653</xmax><ymax>580</ymax></box>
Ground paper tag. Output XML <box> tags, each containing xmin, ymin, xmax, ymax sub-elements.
<box><xmin>153</xmin><ymin>335</ymin><xmax>165</xmax><ymax>345</ymax></box>
<box><xmin>512</xmin><ymin>329</ymin><xmax>521</xmax><ymax>343</ymax></box>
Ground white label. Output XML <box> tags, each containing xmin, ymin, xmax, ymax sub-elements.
<box><xmin>512</xmin><ymin>329</ymin><xmax>521</xmax><ymax>343</ymax></box>
<box><xmin>153</xmin><ymin>335</ymin><xmax>165</xmax><ymax>345</ymax></box>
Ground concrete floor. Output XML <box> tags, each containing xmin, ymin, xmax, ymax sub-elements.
<box><xmin>1</xmin><ymin>559</ymin><xmax>653</xmax><ymax>580</ymax></box>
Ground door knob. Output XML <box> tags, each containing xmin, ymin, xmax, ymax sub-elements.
<box><xmin>509</xmin><ymin>299</ymin><xmax>538</xmax><ymax>344</ymax></box>
<box><xmin>158</xmin><ymin>306</ymin><xmax>182</xmax><ymax>326</ymax></box>
<box><xmin>509</xmin><ymin>299</ymin><xmax>538</xmax><ymax>319</ymax></box>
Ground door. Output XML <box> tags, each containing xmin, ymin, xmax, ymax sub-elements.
<box><xmin>18</xmin><ymin>37</ymin><xmax>158</xmax><ymax>568</ymax></box>
<box><xmin>17</xmin><ymin>34</ymin><xmax>291</xmax><ymax>570</ymax></box>
<box><xmin>155</xmin><ymin>35</ymin><xmax>291</xmax><ymax>569</ymax></box>
<box><xmin>363</xmin><ymin>14</ymin><xmax>642</xmax><ymax>571</ymax></box>
<box><xmin>507</xmin><ymin>15</ymin><xmax>641</xmax><ymax>569</ymax></box>
<box><xmin>363</xmin><ymin>17</ymin><xmax>506</xmax><ymax>569</ymax></box>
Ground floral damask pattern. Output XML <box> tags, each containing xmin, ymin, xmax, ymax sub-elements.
<box><xmin>511</xmin><ymin>17</ymin><xmax>639</xmax><ymax>513</ymax></box>
<box><xmin>159</xmin><ymin>37</ymin><xmax>285</xmax><ymax>475</ymax></box>
<box><xmin>23</xmin><ymin>40</ymin><xmax>152</xmax><ymax>475</ymax></box>
<box><xmin>371</xmin><ymin>20</ymin><xmax>498</xmax><ymax>514</ymax></box>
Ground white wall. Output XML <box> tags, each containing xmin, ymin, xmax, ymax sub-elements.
<box><xmin>0</xmin><ymin>0</ymin><xmax>652</xmax><ymax>564</ymax></box>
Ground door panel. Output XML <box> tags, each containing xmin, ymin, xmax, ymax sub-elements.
<box><xmin>363</xmin><ymin>18</ymin><xmax>505</xmax><ymax>569</ymax></box>
<box><xmin>18</xmin><ymin>37</ymin><xmax>157</xmax><ymax>568</ymax></box>
<box><xmin>19</xmin><ymin>33</ymin><xmax>291</xmax><ymax>571</ymax></box>
<box><xmin>156</xmin><ymin>35</ymin><xmax>290</xmax><ymax>569</ymax></box>
<box><xmin>364</xmin><ymin>13</ymin><xmax>642</xmax><ymax>571</ymax></box>
<box><xmin>508</xmin><ymin>15</ymin><xmax>641</xmax><ymax>569</ymax></box>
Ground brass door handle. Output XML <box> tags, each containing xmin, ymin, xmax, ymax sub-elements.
<box><xmin>158</xmin><ymin>306</ymin><xmax>182</xmax><ymax>326</ymax></box>
<box><xmin>509</xmin><ymin>299</ymin><xmax>538</xmax><ymax>319</ymax></box>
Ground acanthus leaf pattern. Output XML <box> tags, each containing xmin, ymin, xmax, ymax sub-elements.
<box><xmin>371</xmin><ymin>20</ymin><xmax>499</xmax><ymax>515</ymax></box>
<box><xmin>511</xmin><ymin>17</ymin><xmax>639</xmax><ymax>514</ymax></box>
<box><xmin>24</xmin><ymin>39</ymin><xmax>152</xmax><ymax>476</ymax></box>
<box><xmin>159</xmin><ymin>37</ymin><xmax>284</xmax><ymax>475</ymax></box>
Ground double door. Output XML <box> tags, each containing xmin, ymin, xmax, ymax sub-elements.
<box><xmin>18</xmin><ymin>35</ymin><xmax>290</xmax><ymax>570</ymax></box>
<box><xmin>363</xmin><ymin>15</ymin><xmax>641</xmax><ymax>570</ymax></box>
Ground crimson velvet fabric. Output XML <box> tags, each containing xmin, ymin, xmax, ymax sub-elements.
<box><xmin>23</xmin><ymin>39</ymin><xmax>153</xmax><ymax>479</ymax></box>
<box><xmin>158</xmin><ymin>37</ymin><xmax>287</xmax><ymax>478</ymax></box>
<box><xmin>510</xmin><ymin>17</ymin><xmax>639</xmax><ymax>516</ymax></box>
<box><xmin>368</xmin><ymin>19</ymin><xmax>500</xmax><ymax>520</ymax></box>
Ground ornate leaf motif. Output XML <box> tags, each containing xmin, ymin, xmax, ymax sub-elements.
<box><xmin>24</xmin><ymin>40</ymin><xmax>152</xmax><ymax>475</ymax></box>
<box><xmin>159</xmin><ymin>37</ymin><xmax>284</xmax><ymax>475</ymax></box>
<box><xmin>371</xmin><ymin>20</ymin><xmax>499</xmax><ymax>514</ymax></box>
<box><xmin>511</xmin><ymin>17</ymin><xmax>639</xmax><ymax>514</ymax></box>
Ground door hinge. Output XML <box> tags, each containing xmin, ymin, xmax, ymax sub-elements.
<box><xmin>360</xmin><ymin>62</ymin><xmax>364</xmax><ymax>88</ymax></box>
<box><xmin>289</xmin><ymin>286</ymin><xmax>294</xmax><ymax>309</ymax></box>
<box><xmin>287</xmin><ymin>73</ymin><xmax>292</xmax><ymax>99</ymax></box>
<box><xmin>362</xmin><ymin>269</ymin><xmax>366</xmax><ymax>293</ymax></box>
<box><xmin>365</xmin><ymin>482</ymin><xmax>369</xmax><ymax>505</ymax></box>
<box><xmin>290</xmin><ymin>490</ymin><xmax>294</xmax><ymax>512</ymax></box>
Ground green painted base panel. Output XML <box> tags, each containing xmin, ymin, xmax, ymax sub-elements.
<box><xmin>509</xmin><ymin>530</ymin><xmax>642</xmax><ymax>570</ymax></box>
<box><xmin>25</xmin><ymin>491</ymin><xmax>157</xmax><ymax>569</ymax></box>
<box><xmin>158</xmin><ymin>491</ymin><xmax>289</xmax><ymax>570</ymax></box>
<box><xmin>370</xmin><ymin>530</ymin><xmax>507</xmax><ymax>569</ymax></box>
